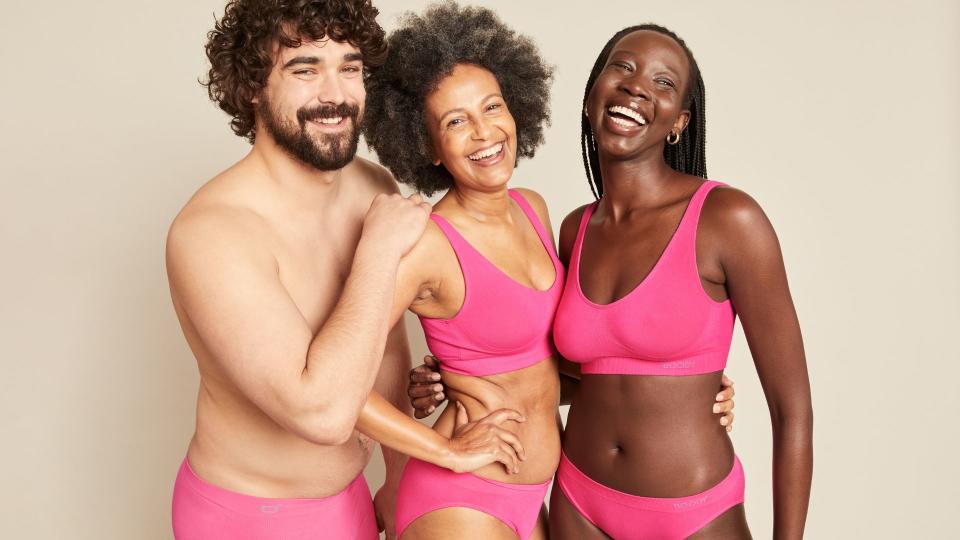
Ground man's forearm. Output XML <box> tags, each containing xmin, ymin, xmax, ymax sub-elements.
<box><xmin>297</xmin><ymin>239</ymin><xmax>403</xmax><ymax>441</ymax></box>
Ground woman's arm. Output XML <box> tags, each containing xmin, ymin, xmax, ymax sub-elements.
<box><xmin>355</xmin><ymin>222</ymin><xmax>527</xmax><ymax>474</ymax></box>
<box><xmin>706</xmin><ymin>187</ymin><xmax>813</xmax><ymax>540</ymax></box>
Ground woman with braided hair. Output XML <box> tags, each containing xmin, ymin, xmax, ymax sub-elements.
<box><xmin>547</xmin><ymin>26</ymin><xmax>813</xmax><ymax>539</ymax></box>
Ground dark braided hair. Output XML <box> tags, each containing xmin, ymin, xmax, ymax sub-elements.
<box><xmin>581</xmin><ymin>24</ymin><xmax>706</xmax><ymax>199</ymax></box>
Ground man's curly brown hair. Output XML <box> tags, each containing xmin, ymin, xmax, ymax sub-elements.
<box><xmin>203</xmin><ymin>0</ymin><xmax>387</xmax><ymax>143</ymax></box>
<box><xmin>363</xmin><ymin>2</ymin><xmax>553</xmax><ymax>196</ymax></box>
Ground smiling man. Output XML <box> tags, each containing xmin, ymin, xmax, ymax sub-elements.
<box><xmin>165</xmin><ymin>1</ymin><xmax>431</xmax><ymax>538</ymax></box>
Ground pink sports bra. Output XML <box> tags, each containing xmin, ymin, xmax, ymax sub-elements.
<box><xmin>553</xmin><ymin>181</ymin><xmax>736</xmax><ymax>376</ymax></box>
<box><xmin>419</xmin><ymin>189</ymin><xmax>565</xmax><ymax>377</ymax></box>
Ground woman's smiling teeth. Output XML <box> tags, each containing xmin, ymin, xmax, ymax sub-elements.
<box><xmin>607</xmin><ymin>105</ymin><xmax>647</xmax><ymax>127</ymax></box>
<box><xmin>468</xmin><ymin>142</ymin><xmax>504</xmax><ymax>161</ymax></box>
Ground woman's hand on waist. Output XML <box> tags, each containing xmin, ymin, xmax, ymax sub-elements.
<box><xmin>408</xmin><ymin>355</ymin><xmax>446</xmax><ymax>418</ymax></box>
<box><xmin>442</xmin><ymin>401</ymin><xmax>526</xmax><ymax>474</ymax></box>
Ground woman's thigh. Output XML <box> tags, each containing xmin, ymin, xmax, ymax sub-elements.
<box><xmin>400</xmin><ymin>506</ymin><xmax>518</xmax><ymax>540</ymax></box>
<box><xmin>686</xmin><ymin>503</ymin><xmax>752</xmax><ymax>539</ymax></box>
<box><xmin>547</xmin><ymin>485</ymin><xmax>610</xmax><ymax>540</ymax></box>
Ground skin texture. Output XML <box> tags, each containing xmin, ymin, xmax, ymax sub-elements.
<box><xmin>545</xmin><ymin>30</ymin><xmax>813</xmax><ymax>539</ymax></box>
<box><xmin>167</xmin><ymin>36</ymin><xmax>441</xmax><ymax>540</ymax></box>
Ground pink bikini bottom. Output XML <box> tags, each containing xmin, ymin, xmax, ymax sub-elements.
<box><xmin>555</xmin><ymin>451</ymin><xmax>745</xmax><ymax>540</ymax></box>
<box><xmin>395</xmin><ymin>457</ymin><xmax>550</xmax><ymax>539</ymax></box>
<box><xmin>171</xmin><ymin>458</ymin><xmax>377</xmax><ymax>540</ymax></box>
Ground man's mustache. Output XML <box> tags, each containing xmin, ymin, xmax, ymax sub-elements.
<box><xmin>297</xmin><ymin>102</ymin><xmax>360</xmax><ymax>126</ymax></box>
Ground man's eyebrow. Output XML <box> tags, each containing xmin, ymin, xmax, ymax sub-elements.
<box><xmin>282</xmin><ymin>52</ymin><xmax>363</xmax><ymax>69</ymax></box>
<box><xmin>282</xmin><ymin>56</ymin><xmax>319</xmax><ymax>69</ymax></box>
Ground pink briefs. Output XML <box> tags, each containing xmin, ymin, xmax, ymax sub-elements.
<box><xmin>171</xmin><ymin>458</ymin><xmax>377</xmax><ymax>540</ymax></box>
<box><xmin>395</xmin><ymin>457</ymin><xmax>550</xmax><ymax>539</ymax></box>
<box><xmin>555</xmin><ymin>451</ymin><xmax>745</xmax><ymax>540</ymax></box>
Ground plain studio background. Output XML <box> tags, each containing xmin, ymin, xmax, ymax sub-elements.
<box><xmin>2</xmin><ymin>0</ymin><xmax>957</xmax><ymax>538</ymax></box>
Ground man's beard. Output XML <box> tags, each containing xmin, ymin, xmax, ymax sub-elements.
<box><xmin>258</xmin><ymin>95</ymin><xmax>361</xmax><ymax>171</ymax></box>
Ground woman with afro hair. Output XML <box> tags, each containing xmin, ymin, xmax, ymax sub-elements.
<box><xmin>359</xmin><ymin>3</ymin><xmax>737</xmax><ymax>539</ymax></box>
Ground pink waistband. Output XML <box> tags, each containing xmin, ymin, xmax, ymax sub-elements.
<box><xmin>557</xmin><ymin>451</ymin><xmax>743</xmax><ymax>512</ymax></box>
<box><xmin>176</xmin><ymin>459</ymin><xmax>368</xmax><ymax>517</ymax></box>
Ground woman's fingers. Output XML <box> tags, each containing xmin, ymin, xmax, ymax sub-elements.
<box><xmin>720</xmin><ymin>375</ymin><xmax>735</xmax><ymax>395</ymax></box>
<box><xmin>482</xmin><ymin>408</ymin><xmax>526</xmax><ymax>425</ymax></box>
<box><xmin>411</xmin><ymin>398</ymin><xmax>437</xmax><ymax>419</ymax></box>
<box><xmin>454</xmin><ymin>401</ymin><xmax>469</xmax><ymax>427</ymax></box>
<box><xmin>494</xmin><ymin>444</ymin><xmax>520</xmax><ymax>474</ymax></box>
<box><xmin>713</xmin><ymin>399</ymin><xmax>734</xmax><ymax>414</ymax></box>
<box><xmin>423</xmin><ymin>355</ymin><xmax>440</xmax><ymax>368</ymax></box>
<box><xmin>410</xmin><ymin>364</ymin><xmax>441</xmax><ymax>384</ymax></box>
<box><xmin>408</xmin><ymin>382</ymin><xmax>443</xmax><ymax>399</ymax></box>
<box><xmin>500</xmin><ymin>429</ymin><xmax>525</xmax><ymax>460</ymax></box>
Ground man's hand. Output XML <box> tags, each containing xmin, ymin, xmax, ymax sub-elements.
<box><xmin>408</xmin><ymin>355</ymin><xmax>446</xmax><ymax>418</ymax></box>
<box><xmin>362</xmin><ymin>193</ymin><xmax>432</xmax><ymax>259</ymax></box>
<box><xmin>374</xmin><ymin>482</ymin><xmax>399</xmax><ymax>540</ymax></box>
<box><xmin>714</xmin><ymin>374</ymin><xmax>736</xmax><ymax>431</ymax></box>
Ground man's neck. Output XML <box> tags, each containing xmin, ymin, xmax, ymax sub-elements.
<box><xmin>248</xmin><ymin>134</ymin><xmax>346</xmax><ymax>209</ymax></box>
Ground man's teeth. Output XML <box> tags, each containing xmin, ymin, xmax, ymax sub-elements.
<box><xmin>607</xmin><ymin>105</ymin><xmax>646</xmax><ymax>126</ymax></box>
<box><xmin>468</xmin><ymin>142</ymin><xmax>503</xmax><ymax>161</ymax></box>
<box><xmin>315</xmin><ymin>116</ymin><xmax>343</xmax><ymax>125</ymax></box>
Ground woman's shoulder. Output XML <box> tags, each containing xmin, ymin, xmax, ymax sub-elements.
<box><xmin>701</xmin><ymin>181</ymin><xmax>770</xmax><ymax>230</ymax></box>
<box><xmin>699</xmin><ymin>181</ymin><xmax>779</xmax><ymax>253</ymax></box>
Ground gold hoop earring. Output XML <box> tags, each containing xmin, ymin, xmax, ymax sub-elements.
<box><xmin>666</xmin><ymin>131</ymin><xmax>681</xmax><ymax>145</ymax></box>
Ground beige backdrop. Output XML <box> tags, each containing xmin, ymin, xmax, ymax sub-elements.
<box><xmin>2</xmin><ymin>0</ymin><xmax>957</xmax><ymax>538</ymax></box>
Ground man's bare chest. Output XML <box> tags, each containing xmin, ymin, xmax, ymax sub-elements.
<box><xmin>273</xmin><ymin>222</ymin><xmax>364</xmax><ymax>332</ymax></box>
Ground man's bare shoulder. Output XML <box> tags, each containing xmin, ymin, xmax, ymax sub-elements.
<box><xmin>167</xmin><ymin>165</ymin><xmax>273</xmax><ymax>270</ymax></box>
<box><xmin>347</xmin><ymin>156</ymin><xmax>401</xmax><ymax>197</ymax></box>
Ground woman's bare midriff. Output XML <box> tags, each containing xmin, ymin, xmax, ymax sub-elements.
<box><xmin>563</xmin><ymin>371</ymin><xmax>734</xmax><ymax>497</ymax></box>
<box><xmin>431</xmin><ymin>356</ymin><xmax>561</xmax><ymax>484</ymax></box>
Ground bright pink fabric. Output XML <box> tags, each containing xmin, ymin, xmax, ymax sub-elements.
<box><xmin>395</xmin><ymin>457</ymin><xmax>550</xmax><ymax>539</ymax></box>
<box><xmin>420</xmin><ymin>189</ymin><xmax>565</xmax><ymax>376</ymax></box>
<box><xmin>556</xmin><ymin>451</ymin><xmax>745</xmax><ymax>539</ymax></box>
<box><xmin>171</xmin><ymin>459</ymin><xmax>377</xmax><ymax>540</ymax></box>
<box><xmin>553</xmin><ymin>180</ymin><xmax>736</xmax><ymax>376</ymax></box>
